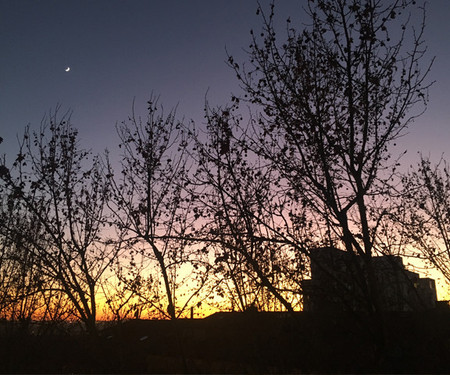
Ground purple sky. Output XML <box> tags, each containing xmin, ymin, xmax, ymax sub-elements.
<box><xmin>1</xmin><ymin>0</ymin><xmax>449</xmax><ymax>165</ymax></box>
<box><xmin>1</xmin><ymin>1</ymin><xmax>450</xmax><ymax>297</ymax></box>
<box><xmin>0</xmin><ymin>0</ymin><xmax>294</xmax><ymax>155</ymax></box>
<box><xmin>0</xmin><ymin>0</ymin><xmax>450</xmax><ymax>164</ymax></box>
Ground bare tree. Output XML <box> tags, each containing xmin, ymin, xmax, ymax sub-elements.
<box><xmin>107</xmin><ymin>97</ymin><xmax>206</xmax><ymax>319</ymax></box>
<box><xmin>0</xmin><ymin>219</ymin><xmax>43</xmax><ymax>326</ymax></box>
<box><xmin>399</xmin><ymin>157</ymin><xmax>450</xmax><ymax>285</ymax></box>
<box><xmin>0</xmin><ymin>109</ymin><xmax>114</xmax><ymax>335</ymax></box>
<box><xmin>192</xmin><ymin>104</ymin><xmax>307</xmax><ymax>313</ymax></box>
<box><xmin>227</xmin><ymin>0</ymin><xmax>432</xmax><ymax>314</ymax></box>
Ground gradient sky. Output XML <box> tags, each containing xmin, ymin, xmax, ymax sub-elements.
<box><xmin>1</xmin><ymin>0</ymin><xmax>449</xmax><ymax>163</ymax></box>
<box><xmin>0</xmin><ymin>0</ymin><xmax>296</xmax><ymax>156</ymax></box>
<box><xmin>1</xmin><ymin>1</ymin><xmax>450</xmax><ymax>298</ymax></box>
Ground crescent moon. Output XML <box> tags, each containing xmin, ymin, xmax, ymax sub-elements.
<box><xmin>65</xmin><ymin>67</ymin><xmax>71</xmax><ymax>72</ymax></box>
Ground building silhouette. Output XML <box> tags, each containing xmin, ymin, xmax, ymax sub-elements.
<box><xmin>303</xmin><ymin>247</ymin><xmax>437</xmax><ymax>312</ymax></box>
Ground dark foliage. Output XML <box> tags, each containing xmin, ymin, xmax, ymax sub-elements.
<box><xmin>1</xmin><ymin>311</ymin><xmax>450</xmax><ymax>374</ymax></box>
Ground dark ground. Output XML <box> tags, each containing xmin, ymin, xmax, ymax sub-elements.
<box><xmin>1</xmin><ymin>310</ymin><xmax>450</xmax><ymax>373</ymax></box>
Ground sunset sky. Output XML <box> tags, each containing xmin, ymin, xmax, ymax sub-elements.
<box><xmin>1</xmin><ymin>1</ymin><xmax>450</xmax><ymax>296</ymax></box>
<box><xmin>1</xmin><ymin>0</ymin><xmax>449</xmax><ymax>164</ymax></box>
<box><xmin>0</xmin><ymin>0</ymin><xmax>450</xmax><ymax>312</ymax></box>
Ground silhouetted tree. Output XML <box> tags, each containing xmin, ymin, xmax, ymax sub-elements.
<box><xmin>0</xmin><ymin>204</ymin><xmax>45</xmax><ymax>325</ymax></box>
<box><xmin>220</xmin><ymin>0</ymin><xmax>434</xmax><ymax>363</ymax></box>
<box><xmin>228</xmin><ymin>0</ymin><xmax>432</xmax><ymax>313</ymax></box>
<box><xmin>400</xmin><ymin>157</ymin><xmax>450</xmax><ymax>285</ymax></box>
<box><xmin>100</xmin><ymin>261</ymin><xmax>138</xmax><ymax>321</ymax></box>
<box><xmin>192</xmin><ymin>104</ymin><xmax>307</xmax><ymax>312</ymax></box>
<box><xmin>1</xmin><ymin>188</ymin><xmax>74</xmax><ymax>330</ymax></box>
<box><xmin>0</xmin><ymin>108</ymin><xmax>114</xmax><ymax>334</ymax></box>
<box><xmin>107</xmin><ymin>97</ymin><xmax>206</xmax><ymax>319</ymax></box>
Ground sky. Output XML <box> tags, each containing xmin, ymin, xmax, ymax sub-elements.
<box><xmin>1</xmin><ymin>0</ymin><xmax>450</xmax><ymax>294</ymax></box>
<box><xmin>0</xmin><ymin>0</ymin><xmax>299</xmax><ymax>156</ymax></box>
<box><xmin>1</xmin><ymin>0</ymin><xmax>450</xmax><ymax>162</ymax></box>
